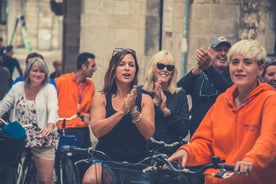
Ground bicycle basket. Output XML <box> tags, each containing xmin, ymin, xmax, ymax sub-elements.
<box><xmin>1</xmin><ymin>121</ymin><xmax>27</xmax><ymax>139</ymax></box>
<box><xmin>0</xmin><ymin>131</ymin><xmax>26</xmax><ymax>166</ymax></box>
<box><xmin>101</xmin><ymin>161</ymin><xmax>150</xmax><ymax>184</ymax></box>
<box><xmin>57</xmin><ymin>134</ymin><xmax>78</xmax><ymax>151</ymax></box>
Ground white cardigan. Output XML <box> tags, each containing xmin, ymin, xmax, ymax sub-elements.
<box><xmin>0</xmin><ymin>82</ymin><xmax>58</xmax><ymax>129</ymax></box>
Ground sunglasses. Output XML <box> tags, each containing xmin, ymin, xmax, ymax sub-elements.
<box><xmin>112</xmin><ymin>48</ymin><xmax>136</xmax><ymax>57</ymax></box>
<box><xmin>156</xmin><ymin>63</ymin><xmax>175</xmax><ymax>72</ymax></box>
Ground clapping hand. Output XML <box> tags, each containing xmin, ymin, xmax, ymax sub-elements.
<box><xmin>153</xmin><ymin>79</ymin><xmax>167</xmax><ymax>111</ymax></box>
<box><xmin>195</xmin><ymin>48</ymin><xmax>212</xmax><ymax>71</ymax></box>
<box><xmin>122</xmin><ymin>85</ymin><xmax>137</xmax><ymax>114</ymax></box>
<box><xmin>153</xmin><ymin>79</ymin><xmax>162</xmax><ymax>105</ymax></box>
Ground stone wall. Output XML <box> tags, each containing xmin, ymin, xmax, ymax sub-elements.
<box><xmin>6</xmin><ymin>0</ymin><xmax>62</xmax><ymax>51</ymax></box>
<box><xmin>80</xmin><ymin>0</ymin><xmax>146</xmax><ymax>90</ymax></box>
<box><xmin>186</xmin><ymin>0</ymin><xmax>276</xmax><ymax>72</ymax></box>
<box><xmin>186</xmin><ymin>0</ymin><xmax>240</xmax><ymax>72</ymax></box>
<box><xmin>80</xmin><ymin>0</ymin><xmax>185</xmax><ymax>90</ymax></box>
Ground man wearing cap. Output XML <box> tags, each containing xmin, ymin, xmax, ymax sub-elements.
<box><xmin>2</xmin><ymin>45</ymin><xmax>23</xmax><ymax>86</ymax></box>
<box><xmin>177</xmin><ymin>36</ymin><xmax>233</xmax><ymax>137</ymax></box>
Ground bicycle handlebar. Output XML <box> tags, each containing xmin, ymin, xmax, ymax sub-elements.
<box><xmin>58</xmin><ymin>145</ymin><xmax>235</xmax><ymax>179</ymax></box>
<box><xmin>58</xmin><ymin>114</ymin><xmax>85</xmax><ymax>135</ymax></box>
<box><xmin>58</xmin><ymin>114</ymin><xmax>78</xmax><ymax>121</ymax></box>
<box><xmin>60</xmin><ymin>146</ymin><xmax>113</xmax><ymax>161</ymax></box>
<box><xmin>22</xmin><ymin>123</ymin><xmax>41</xmax><ymax>131</ymax></box>
<box><xmin>0</xmin><ymin>118</ymin><xmax>8</xmax><ymax>125</ymax></box>
<box><xmin>141</xmin><ymin>154</ymin><xmax>235</xmax><ymax>179</ymax></box>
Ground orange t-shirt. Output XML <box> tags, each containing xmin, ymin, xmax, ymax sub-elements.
<box><xmin>55</xmin><ymin>73</ymin><xmax>95</xmax><ymax>129</ymax></box>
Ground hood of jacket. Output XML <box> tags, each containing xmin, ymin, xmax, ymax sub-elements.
<box><xmin>224</xmin><ymin>82</ymin><xmax>275</xmax><ymax>110</ymax></box>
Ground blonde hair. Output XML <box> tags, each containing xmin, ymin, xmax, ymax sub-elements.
<box><xmin>143</xmin><ymin>50</ymin><xmax>180</xmax><ymax>94</ymax></box>
<box><xmin>228</xmin><ymin>39</ymin><xmax>267</xmax><ymax>65</ymax></box>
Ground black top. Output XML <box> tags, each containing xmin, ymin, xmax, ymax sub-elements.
<box><xmin>0</xmin><ymin>46</ymin><xmax>5</xmax><ymax>57</ymax></box>
<box><xmin>177</xmin><ymin>66</ymin><xmax>233</xmax><ymax>136</ymax></box>
<box><xmin>2</xmin><ymin>55</ymin><xmax>20</xmax><ymax>83</ymax></box>
<box><xmin>0</xmin><ymin>66</ymin><xmax>10</xmax><ymax>99</ymax></box>
<box><xmin>95</xmin><ymin>90</ymin><xmax>147</xmax><ymax>162</ymax></box>
<box><xmin>138</xmin><ymin>86</ymin><xmax>190</xmax><ymax>155</ymax></box>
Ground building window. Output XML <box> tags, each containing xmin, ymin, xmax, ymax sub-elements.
<box><xmin>0</xmin><ymin>0</ymin><xmax>7</xmax><ymax>25</ymax></box>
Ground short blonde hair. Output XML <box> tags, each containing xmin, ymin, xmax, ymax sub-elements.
<box><xmin>228</xmin><ymin>39</ymin><xmax>267</xmax><ymax>65</ymax></box>
<box><xmin>143</xmin><ymin>50</ymin><xmax>180</xmax><ymax>94</ymax></box>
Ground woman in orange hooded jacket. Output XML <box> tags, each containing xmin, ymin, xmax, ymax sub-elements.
<box><xmin>169</xmin><ymin>39</ymin><xmax>276</xmax><ymax>184</ymax></box>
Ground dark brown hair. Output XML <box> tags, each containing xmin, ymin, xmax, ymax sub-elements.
<box><xmin>102</xmin><ymin>49</ymin><xmax>139</xmax><ymax>96</ymax></box>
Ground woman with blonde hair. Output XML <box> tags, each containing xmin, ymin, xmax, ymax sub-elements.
<box><xmin>140</xmin><ymin>50</ymin><xmax>190</xmax><ymax>156</ymax></box>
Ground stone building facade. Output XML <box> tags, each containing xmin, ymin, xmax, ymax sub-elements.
<box><xmin>1</xmin><ymin>0</ymin><xmax>275</xmax><ymax>90</ymax></box>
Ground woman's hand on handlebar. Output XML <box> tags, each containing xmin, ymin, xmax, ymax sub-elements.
<box><xmin>40</xmin><ymin>123</ymin><xmax>55</xmax><ymax>137</ymax></box>
<box><xmin>168</xmin><ymin>149</ymin><xmax>188</xmax><ymax>167</ymax></box>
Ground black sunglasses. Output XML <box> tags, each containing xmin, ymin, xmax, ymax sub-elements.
<box><xmin>156</xmin><ymin>63</ymin><xmax>175</xmax><ymax>72</ymax></box>
<box><xmin>112</xmin><ymin>48</ymin><xmax>136</xmax><ymax>57</ymax></box>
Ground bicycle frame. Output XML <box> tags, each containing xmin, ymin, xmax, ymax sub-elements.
<box><xmin>55</xmin><ymin>114</ymin><xmax>82</xmax><ymax>184</ymax></box>
<box><xmin>17</xmin><ymin>148</ymin><xmax>38</xmax><ymax>184</ymax></box>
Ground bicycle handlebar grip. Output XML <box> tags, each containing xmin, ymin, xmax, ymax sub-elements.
<box><xmin>223</xmin><ymin>164</ymin><xmax>235</xmax><ymax>171</ymax></box>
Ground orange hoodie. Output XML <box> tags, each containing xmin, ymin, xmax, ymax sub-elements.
<box><xmin>55</xmin><ymin>73</ymin><xmax>95</xmax><ymax>129</ymax></box>
<box><xmin>180</xmin><ymin>83</ymin><xmax>276</xmax><ymax>184</ymax></box>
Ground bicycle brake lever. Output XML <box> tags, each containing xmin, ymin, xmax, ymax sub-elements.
<box><xmin>212</xmin><ymin>171</ymin><xmax>234</xmax><ymax>179</ymax></box>
<box><xmin>221</xmin><ymin>172</ymin><xmax>235</xmax><ymax>179</ymax></box>
<box><xmin>143</xmin><ymin>166</ymin><xmax>156</xmax><ymax>173</ymax></box>
<box><xmin>213</xmin><ymin>168</ymin><xmax>230</xmax><ymax>178</ymax></box>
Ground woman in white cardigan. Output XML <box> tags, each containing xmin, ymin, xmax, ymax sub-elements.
<box><xmin>0</xmin><ymin>57</ymin><xmax>58</xmax><ymax>184</ymax></box>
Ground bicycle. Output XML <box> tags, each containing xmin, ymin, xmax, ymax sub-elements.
<box><xmin>0</xmin><ymin>118</ymin><xmax>26</xmax><ymax>184</ymax></box>
<box><xmin>57</xmin><ymin>145</ymin><xmax>235</xmax><ymax>184</ymax></box>
<box><xmin>16</xmin><ymin>123</ymin><xmax>41</xmax><ymax>184</ymax></box>
<box><xmin>55</xmin><ymin>114</ymin><xmax>83</xmax><ymax>184</ymax></box>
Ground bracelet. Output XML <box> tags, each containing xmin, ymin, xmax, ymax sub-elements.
<box><xmin>132</xmin><ymin>113</ymin><xmax>142</xmax><ymax>124</ymax></box>
<box><xmin>163</xmin><ymin>109</ymin><xmax>171</xmax><ymax>117</ymax></box>
<box><xmin>130</xmin><ymin>106</ymin><xmax>139</xmax><ymax>115</ymax></box>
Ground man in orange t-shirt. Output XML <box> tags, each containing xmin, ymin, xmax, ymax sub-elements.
<box><xmin>55</xmin><ymin>52</ymin><xmax>97</xmax><ymax>181</ymax></box>
<box><xmin>55</xmin><ymin>52</ymin><xmax>97</xmax><ymax>148</ymax></box>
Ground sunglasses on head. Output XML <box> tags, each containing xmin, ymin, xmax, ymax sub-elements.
<box><xmin>112</xmin><ymin>48</ymin><xmax>136</xmax><ymax>57</ymax></box>
<box><xmin>156</xmin><ymin>63</ymin><xmax>175</xmax><ymax>71</ymax></box>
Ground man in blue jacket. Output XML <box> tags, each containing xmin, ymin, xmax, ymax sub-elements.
<box><xmin>177</xmin><ymin>36</ymin><xmax>233</xmax><ymax>137</ymax></box>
